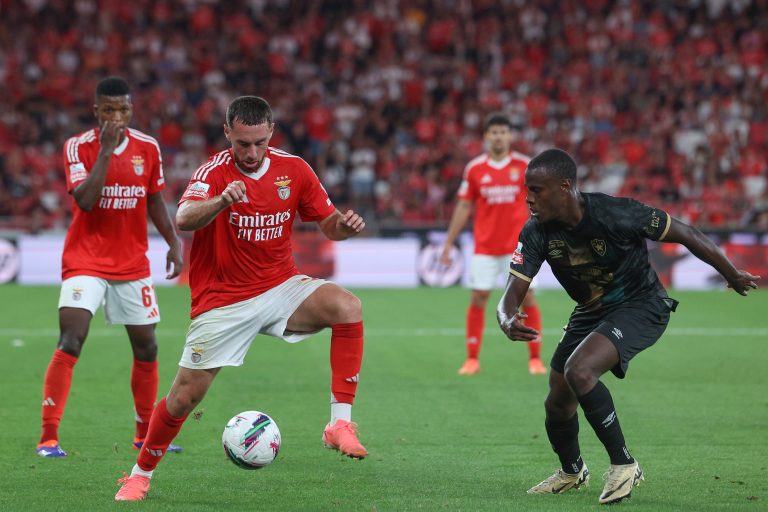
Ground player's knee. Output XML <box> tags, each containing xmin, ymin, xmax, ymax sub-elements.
<box><xmin>563</xmin><ymin>362</ymin><xmax>596</xmax><ymax>396</ymax></box>
<box><xmin>133</xmin><ymin>342</ymin><xmax>158</xmax><ymax>362</ymax></box>
<box><xmin>334</xmin><ymin>290</ymin><xmax>362</xmax><ymax>324</ymax></box>
<box><xmin>57</xmin><ymin>333</ymin><xmax>86</xmax><ymax>357</ymax></box>
<box><xmin>167</xmin><ymin>390</ymin><xmax>202</xmax><ymax>417</ymax></box>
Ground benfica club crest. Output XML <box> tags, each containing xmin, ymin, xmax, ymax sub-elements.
<box><xmin>72</xmin><ymin>287</ymin><xmax>83</xmax><ymax>301</ymax></box>
<box><xmin>274</xmin><ymin>178</ymin><xmax>292</xmax><ymax>200</ymax></box>
<box><xmin>131</xmin><ymin>155</ymin><xmax>145</xmax><ymax>176</ymax></box>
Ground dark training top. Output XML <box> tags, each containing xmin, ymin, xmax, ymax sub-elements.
<box><xmin>510</xmin><ymin>193</ymin><xmax>672</xmax><ymax>319</ymax></box>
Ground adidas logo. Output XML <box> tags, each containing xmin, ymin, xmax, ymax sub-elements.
<box><xmin>42</xmin><ymin>397</ymin><xmax>56</xmax><ymax>407</ymax></box>
<box><xmin>147</xmin><ymin>308</ymin><xmax>159</xmax><ymax>319</ymax></box>
<box><xmin>345</xmin><ymin>374</ymin><xmax>360</xmax><ymax>383</ymax></box>
<box><xmin>146</xmin><ymin>448</ymin><xmax>163</xmax><ymax>457</ymax></box>
<box><xmin>480</xmin><ymin>174</ymin><xmax>492</xmax><ymax>184</ymax></box>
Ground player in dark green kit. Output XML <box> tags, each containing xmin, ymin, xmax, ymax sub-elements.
<box><xmin>497</xmin><ymin>148</ymin><xmax>759</xmax><ymax>505</ymax></box>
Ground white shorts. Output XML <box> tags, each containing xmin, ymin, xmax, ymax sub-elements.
<box><xmin>179</xmin><ymin>275</ymin><xmax>328</xmax><ymax>369</ymax></box>
<box><xmin>469</xmin><ymin>254</ymin><xmax>537</xmax><ymax>291</ymax></box>
<box><xmin>58</xmin><ymin>275</ymin><xmax>160</xmax><ymax>325</ymax></box>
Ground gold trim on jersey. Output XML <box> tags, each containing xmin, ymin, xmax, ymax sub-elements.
<box><xmin>509</xmin><ymin>269</ymin><xmax>532</xmax><ymax>282</ymax></box>
<box><xmin>658</xmin><ymin>212</ymin><xmax>672</xmax><ymax>241</ymax></box>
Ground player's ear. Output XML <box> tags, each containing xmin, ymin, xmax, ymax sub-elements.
<box><xmin>223</xmin><ymin>123</ymin><xmax>230</xmax><ymax>141</ymax></box>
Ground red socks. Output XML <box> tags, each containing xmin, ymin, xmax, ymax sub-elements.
<box><xmin>131</xmin><ymin>359</ymin><xmax>159</xmax><ymax>439</ymax></box>
<box><xmin>466</xmin><ymin>304</ymin><xmax>485</xmax><ymax>359</ymax></box>
<box><xmin>330</xmin><ymin>321</ymin><xmax>364</xmax><ymax>404</ymax></box>
<box><xmin>136</xmin><ymin>398</ymin><xmax>187</xmax><ymax>472</ymax></box>
<box><xmin>40</xmin><ymin>349</ymin><xmax>78</xmax><ymax>443</ymax></box>
<box><xmin>523</xmin><ymin>303</ymin><xmax>542</xmax><ymax>359</ymax></box>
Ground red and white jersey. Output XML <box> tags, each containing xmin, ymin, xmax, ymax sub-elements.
<box><xmin>180</xmin><ymin>147</ymin><xmax>336</xmax><ymax>318</ymax></box>
<box><xmin>457</xmin><ymin>150</ymin><xmax>530</xmax><ymax>255</ymax></box>
<box><xmin>62</xmin><ymin>127</ymin><xmax>165</xmax><ymax>280</ymax></box>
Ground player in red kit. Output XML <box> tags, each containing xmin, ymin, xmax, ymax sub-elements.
<box><xmin>440</xmin><ymin>113</ymin><xmax>546</xmax><ymax>376</ymax></box>
<box><xmin>116</xmin><ymin>96</ymin><xmax>367</xmax><ymax>501</ymax></box>
<box><xmin>37</xmin><ymin>77</ymin><xmax>184</xmax><ymax>457</ymax></box>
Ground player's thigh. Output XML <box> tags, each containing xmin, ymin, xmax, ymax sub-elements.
<box><xmin>593</xmin><ymin>299</ymin><xmax>672</xmax><ymax>379</ymax></box>
<box><xmin>469</xmin><ymin>254</ymin><xmax>507</xmax><ymax>290</ymax></box>
<box><xmin>285</xmin><ymin>279</ymin><xmax>361</xmax><ymax>332</ymax></box>
<box><xmin>104</xmin><ymin>278</ymin><xmax>160</xmax><ymax>326</ymax></box>
<box><xmin>59</xmin><ymin>275</ymin><xmax>108</xmax><ymax>316</ymax></box>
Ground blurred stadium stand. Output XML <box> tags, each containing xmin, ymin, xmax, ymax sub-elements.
<box><xmin>1</xmin><ymin>0</ymin><xmax>766</xmax><ymax>234</ymax></box>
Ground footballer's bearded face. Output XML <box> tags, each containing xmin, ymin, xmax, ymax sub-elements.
<box><xmin>524</xmin><ymin>168</ymin><xmax>572</xmax><ymax>224</ymax></box>
<box><xmin>224</xmin><ymin>119</ymin><xmax>274</xmax><ymax>173</ymax></box>
<box><xmin>94</xmin><ymin>95</ymin><xmax>132</xmax><ymax>142</ymax></box>
<box><xmin>484</xmin><ymin>124</ymin><xmax>513</xmax><ymax>158</ymax></box>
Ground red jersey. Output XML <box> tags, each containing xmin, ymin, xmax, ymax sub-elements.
<box><xmin>180</xmin><ymin>147</ymin><xmax>336</xmax><ymax>318</ymax></box>
<box><xmin>62</xmin><ymin>127</ymin><xmax>165</xmax><ymax>280</ymax></box>
<box><xmin>457</xmin><ymin>150</ymin><xmax>530</xmax><ymax>255</ymax></box>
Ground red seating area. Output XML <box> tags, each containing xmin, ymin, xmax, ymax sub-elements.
<box><xmin>1</xmin><ymin>0</ymin><xmax>766</xmax><ymax>232</ymax></box>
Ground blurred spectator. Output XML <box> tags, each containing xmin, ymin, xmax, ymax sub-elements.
<box><xmin>1</xmin><ymin>0</ymin><xmax>767</xmax><ymax>233</ymax></box>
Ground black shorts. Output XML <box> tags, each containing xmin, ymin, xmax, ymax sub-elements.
<box><xmin>551</xmin><ymin>298</ymin><xmax>677</xmax><ymax>379</ymax></box>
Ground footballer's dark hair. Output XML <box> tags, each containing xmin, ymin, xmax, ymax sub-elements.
<box><xmin>95</xmin><ymin>76</ymin><xmax>131</xmax><ymax>98</ymax></box>
<box><xmin>226</xmin><ymin>96</ymin><xmax>273</xmax><ymax>127</ymax></box>
<box><xmin>483</xmin><ymin>112</ymin><xmax>513</xmax><ymax>132</ymax></box>
<box><xmin>527</xmin><ymin>148</ymin><xmax>578</xmax><ymax>182</ymax></box>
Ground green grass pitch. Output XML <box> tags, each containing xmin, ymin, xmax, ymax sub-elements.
<box><xmin>0</xmin><ymin>285</ymin><xmax>766</xmax><ymax>511</ymax></box>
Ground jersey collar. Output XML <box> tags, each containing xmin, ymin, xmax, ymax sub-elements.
<box><xmin>487</xmin><ymin>154</ymin><xmax>512</xmax><ymax>169</ymax></box>
<box><xmin>235</xmin><ymin>155</ymin><xmax>271</xmax><ymax>180</ymax></box>
<box><xmin>110</xmin><ymin>130</ymin><xmax>130</xmax><ymax>156</ymax></box>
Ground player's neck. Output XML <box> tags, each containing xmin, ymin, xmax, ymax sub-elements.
<box><xmin>488</xmin><ymin>150</ymin><xmax>509</xmax><ymax>162</ymax></box>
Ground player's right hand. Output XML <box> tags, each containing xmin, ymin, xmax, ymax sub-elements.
<box><xmin>498</xmin><ymin>311</ymin><xmax>540</xmax><ymax>342</ymax></box>
<box><xmin>99</xmin><ymin>121</ymin><xmax>123</xmax><ymax>152</ymax></box>
<box><xmin>438</xmin><ymin>244</ymin><xmax>453</xmax><ymax>266</ymax></box>
<box><xmin>220</xmin><ymin>180</ymin><xmax>247</xmax><ymax>205</ymax></box>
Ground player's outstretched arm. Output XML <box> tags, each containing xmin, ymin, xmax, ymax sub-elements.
<box><xmin>318</xmin><ymin>209</ymin><xmax>365</xmax><ymax>241</ymax></box>
<box><xmin>497</xmin><ymin>274</ymin><xmax>540</xmax><ymax>341</ymax></box>
<box><xmin>148</xmin><ymin>193</ymin><xmax>183</xmax><ymax>279</ymax></box>
<box><xmin>661</xmin><ymin>217</ymin><xmax>760</xmax><ymax>295</ymax></box>
<box><xmin>439</xmin><ymin>199</ymin><xmax>473</xmax><ymax>266</ymax></box>
<box><xmin>176</xmin><ymin>180</ymin><xmax>246</xmax><ymax>231</ymax></box>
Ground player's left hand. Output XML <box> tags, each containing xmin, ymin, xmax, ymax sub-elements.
<box><xmin>337</xmin><ymin>209</ymin><xmax>365</xmax><ymax>238</ymax></box>
<box><xmin>498</xmin><ymin>311</ymin><xmax>540</xmax><ymax>342</ymax></box>
<box><xmin>166</xmin><ymin>244</ymin><xmax>184</xmax><ymax>279</ymax></box>
<box><xmin>726</xmin><ymin>270</ymin><xmax>760</xmax><ymax>296</ymax></box>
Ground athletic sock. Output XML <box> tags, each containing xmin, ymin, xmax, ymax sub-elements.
<box><xmin>135</xmin><ymin>398</ymin><xmax>187</xmax><ymax>473</ymax></box>
<box><xmin>330</xmin><ymin>402</ymin><xmax>352</xmax><ymax>425</ymax></box>
<box><xmin>522</xmin><ymin>303</ymin><xmax>542</xmax><ymax>359</ymax></box>
<box><xmin>330</xmin><ymin>321</ymin><xmax>364</xmax><ymax>405</ymax></box>
<box><xmin>545</xmin><ymin>413</ymin><xmax>584</xmax><ymax>474</ymax></box>
<box><xmin>131</xmin><ymin>359</ymin><xmax>158</xmax><ymax>440</ymax></box>
<box><xmin>577</xmin><ymin>381</ymin><xmax>634</xmax><ymax>465</ymax></box>
<box><xmin>40</xmin><ymin>349</ymin><xmax>78</xmax><ymax>443</ymax></box>
<box><xmin>466</xmin><ymin>304</ymin><xmax>484</xmax><ymax>359</ymax></box>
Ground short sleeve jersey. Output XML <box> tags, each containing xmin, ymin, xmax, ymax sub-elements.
<box><xmin>62</xmin><ymin>128</ymin><xmax>166</xmax><ymax>280</ymax></box>
<box><xmin>457</xmin><ymin>151</ymin><xmax>530</xmax><ymax>255</ymax></box>
<box><xmin>180</xmin><ymin>147</ymin><xmax>336</xmax><ymax>318</ymax></box>
<box><xmin>510</xmin><ymin>193</ymin><xmax>672</xmax><ymax>314</ymax></box>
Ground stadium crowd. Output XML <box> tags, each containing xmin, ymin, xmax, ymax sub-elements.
<box><xmin>1</xmin><ymin>0</ymin><xmax>767</xmax><ymax>233</ymax></box>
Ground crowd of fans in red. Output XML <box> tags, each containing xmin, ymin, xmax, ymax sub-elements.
<box><xmin>1</xmin><ymin>0</ymin><xmax>767</xmax><ymax>233</ymax></box>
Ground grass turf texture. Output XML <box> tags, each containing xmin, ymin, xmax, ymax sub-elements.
<box><xmin>0</xmin><ymin>285</ymin><xmax>766</xmax><ymax>511</ymax></box>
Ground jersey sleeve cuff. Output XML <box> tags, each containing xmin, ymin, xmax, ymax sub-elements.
<box><xmin>658</xmin><ymin>212</ymin><xmax>672</xmax><ymax>241</ymax></box>
<box><xmin>509</xmin><ymin>269</ymin><xmax>532</xmax><ymax>282</ymax></box>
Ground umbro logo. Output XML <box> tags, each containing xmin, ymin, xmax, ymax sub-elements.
<box><xmin>611</xmin><ymin>327</ymin><xmax>623</xmax><ymax>339</ymax></box>
<box><xmin>602</xmin><ymin>411</ymin><xmax>616</xmax><ymax>428</ymax></box>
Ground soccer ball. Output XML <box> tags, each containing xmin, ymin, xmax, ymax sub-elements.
<box><xmin>222</xmin><ymin>411</ymin><xmax>281</xmax><ymax>469</ymax></box>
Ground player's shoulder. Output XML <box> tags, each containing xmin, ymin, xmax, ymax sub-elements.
<box><xmin>64</xmin><ymin>128</ymin><xmax>98</xmax><ymax>149</ymax></box>
<box><xmin>509</xmin><ymin>150</ymin><xmax>531</xmax><ymax>165</ymax></box>
<box><xmin>268</xmin><ymin>147</ymin><xmax>314</xmax><ymax>174</ymax></box>
<box><xmin>463</xmin><ymin>153</ymin><xmax>489</xmax><ymax>176</ymax></box>
<box><xmin>127</xmin><ymin>128</ymin><xmax>161</xmax><ymax>150</ymax></box>
<box><xmin>586</xmin><ymin>192</ymin><xmax>644</xmax><ymax>212</ymax></box>
<box><xmin>191</xmin><ymin>149</ymin><xmax>234</xmax><ymax>181</ymax></box>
